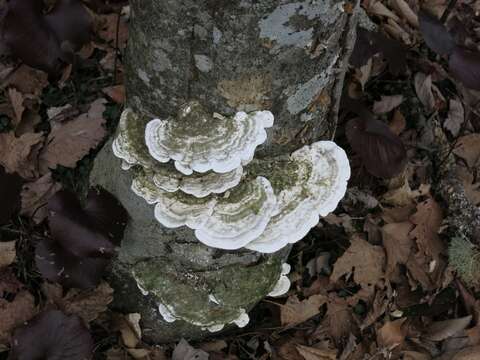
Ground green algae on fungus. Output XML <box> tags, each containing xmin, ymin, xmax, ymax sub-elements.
<box><xmin>145</xmin><ymin>101</ymin><xmax>274</xmax><ymax>175</ymax></box>
<box><xmin>132</xmin><ymin>255</ymin><xmax>284</xmax><ymax>330</ymax></box>
<box><xmin>112</xmin><ymin>108</ymin><xmax>156</xmax><ymax>169</ymax></box>
<box><xmin>245</xmin><ymin>141</ymin><xmax>350</xmax><ymax>253</ymax></box>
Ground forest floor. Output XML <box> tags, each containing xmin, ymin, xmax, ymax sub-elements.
<box><xmin>1</xmin><ymin>0</ymin><xmax>480</xmax><ymax>359</ymax></box>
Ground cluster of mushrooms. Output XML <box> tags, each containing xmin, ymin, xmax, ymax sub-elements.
<box><xmin>112</xmin><ymin>101</ymin><xmax>350</xmax><ymax>330</ymax></box>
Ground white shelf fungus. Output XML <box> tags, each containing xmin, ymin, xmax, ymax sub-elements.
<box><xmin>113</xmin><ymin>106</ymin><xmax>350</xmax><ymax>254</ymax></box>
<box><xmin>132</xmin><ymin>170</ymin><xmax>278</xmax><ymax>250</ymax></box>
<box><xmin>245</xmin><ymin>141</ymin><xmax>350</xmax><ymax>253</ymax></box>
<box><xmin>145</xmin><ymin>101</ymin><xmax>274</xmax><ymax>175</ymax></box>
<box><xmin>268</xmin><ymin>263</ymin><xmax>291</xmax><ymax>297</ymax></box>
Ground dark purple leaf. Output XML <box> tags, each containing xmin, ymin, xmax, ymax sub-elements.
<box><xmin>10</xmin><ymin>310</ymin><xmax>93</xmax><ymax>360</ymax></box>
<box><xmin>449</xmin><ymin>46</ymin><xmax>480</xmax><ymax>90</ymax></box>
<box><xmin>48</xmin><ymin>190</ymin><xmax>115</xmax><ymax>258</ymax></box>
<box><xmin>35</xmin><ymin>238</ymin><xmax>108</xmax><ymax>289</ymax></box>
<box><xmin>346</xmin><ymin>117</ymin><xmax>407</xmax><ymax>178</ymax></box>
<box><xmin>418</xmin><ymin>10</ymin><xmax>455</xmax><ymax>56</ymax></box>
<box><xmin>350</xmin><ymin>28</ymin><xmax>407</xmax><ymax>75</ymax></box>
<box><xmin>0</xmin><ymin>166</ymin><xmax>22</xmax><ymax>225</ymax></box>
<box><xmin>2</xmin><ymin>0</ymin><xmax>66</xmax><ymax>75</ymax></box>
<box><xmin>45</xmin><ymin>0</ymin><xmax>93</xmax><ymax>51</ymax></box>
<box><xmin>84</xmin><ymin>187</ymin><xmax>129</xmax><ymax>245</ymax></box>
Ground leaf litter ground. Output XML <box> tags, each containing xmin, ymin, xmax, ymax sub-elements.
<box><xmin>1</xmin><ymin>0</ymin><xmax>480</xmax><ymax>359</ymax></box>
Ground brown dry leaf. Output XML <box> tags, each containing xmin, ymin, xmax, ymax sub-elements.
<box><xmin>456</xmin><ymin>165</ymin><xmax>480</xmax><ymax>205</ymax></box>
<box><xmin>390</xmin><ymin>109</ymin><xmax>407</xmax><ymax>135</ymax></box>
<box><xmin>20</xmin><ymin>172</ymin><xmax>62</xmax><ymax>224</ymax></box>
<box><xmin>444</xmin><ymin>99</ymin><xmax>464</xmax><ymax>137</ymax></box>
<box><xmin>96</xmin><ymin>13</ymin><xmax>129</xmax><ymax>49</ymax></box>
<box><xmin>0</xmin><ymin>132</ymin><xmax>44</xmax><ymax>179</ymax></box>
<box><xmin>452</xmin><ymin>345</ymin><xmax>480</xmax><ymax>359</ymax></box>
<box><xmin>280</xmin><ymin>294</ymin><xmax>327</xmax><ymax>326</ymax></box>
<box><xmin>330</xmin><ymin>235</ymin><xmax>385</xmax><ymax>289</ymax></box>
<box><xmin>39</xmin><ymin>98</ymin><xmax>107</xmax><ymax>173</ymax></box>
<box><xmin>365</xmin><ymin>0</ymin><xmax>400</xmax><ymax>21</ymax></box>
<box><xmin>414</xmin><ymin>73</ymin><xmax>436</xmax><ymax>112</ymax></box>
<box><xmin>62</xmin><ymin>282</ymin><xmax>114</xmax><ymax>323</ymax></box>
<box><xmin>127</xmin><ymin>348</ymin><xmax>150</xmax><ymax>359</ymax></box>
<box><xmin>453</xmin><ymin>134</ymin><xmax>480</xmax><ymax>168</ymax></box>
<box><xmin>409</xmin><ymin>198</ymin><xmax>445</xmax><ymax>262</ymax></box>
<box><xmin>0</xmin><ymin>291</ymin><xmax>36</xmax><ymax>343</ymax></box>
<box><xmin>102</xmin><ymin>85</ymin><xmax>125</xmax><ymax>104</ymax></box>
<box><xmin>8</xmin><ymin>88</ymin><xmax>25</xmax><ymax>127</ymax></box>
<box><xmin>0</xmin><ymin>241</ymin><xmax>16</xmax><ymax>268</ymax></box>
<box><xmin>172</xmin><ymin>339</ymin><xmax>209</xmax><ymax>360</ymax></box>
<box><xmin>373</xmin><ymin>95</ymin><xmax>404</xmax><ymax>114</ymax></box>
<box><xmin>16</xmin><ymin>110</ymin><xmax>42</xmax><ymax>137</ymax></box>
<box><xmin>377</xmin><ymin>318</ymin><xmax>407</xmax><ymax>349</ymax></box>
<box><xmin>296</xmin><ymin>344</ymin><xmax>337</xmax><ymax>360</ymax></box>
<box><xmin>382</xmin><ymin>222</ymin><xmax>414</xmax><ymax>276</ymax></box>
<box><xmin>382</xmin><ymin>178</ymin><xmax>430</xmax><ymax>207</ymax></box>
<box><xmin>354</xmin><ymin>59</ymin><xmax>372</xmax><ymax>90</ymax></box>
<box><xmin>361</xmin><ymin>290</ymin><xmax>389</xmax><ymax>329</ymax></box>
<box><xmin>424</xmin><ymin>316</ymin><xmax>472</xmax><ymax>341</ymax></box>
<box><xmin>5</xmin><ymin>65</ymin><xmax>49</xmax><ymax>96</ymax></box>
<box><xmin>325</xmin><ymin>295</ymin><xmax>356</xmax><ymax>347</ymax></box>
<box><xmin>199</xmin><ymin>340</ymin><xmax>228</xmax><ymax>353</ymax></box>
<box><xmin>42</xmin><ymin>281</ymin><xmax>113</xmax><ymax>323</ymax></box>
<box><xmin>391</xmin><ymin>0</ymin><xmax>419</xmax><ymax>27</ymax></box>
<box><xmin>381</xmin><ymin>204</ymin><xmax>416</xmax><ymax>223</ymax></box>
<box><xmin>114</xmin><ymin>313</ymin><xmax>140</xmax><ymax>349</ymax></box>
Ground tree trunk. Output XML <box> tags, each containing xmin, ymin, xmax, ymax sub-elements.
<box><xmin>89</xmin><ymin>0</ymin><xmax>358</xmax><ymax>343</ymax></box>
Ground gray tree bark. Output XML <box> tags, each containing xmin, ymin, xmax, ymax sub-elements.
<box><xmin>90</xmin><ymin>0</ymin><xmax>358</xmax><ymax>343</ymax></box>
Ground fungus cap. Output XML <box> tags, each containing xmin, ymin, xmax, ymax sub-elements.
<box><xmin>246</xmin><ymin>141</ymin><xmax>350</xmax><ymax>253</ymax></box>
<box><xmin>132</xmin><ymin>170</ymin><xmax>278</xmax><ymax>250</ymax></box>
<box><xmin>145</xmin><ymin>101</ymin><xmax>274</xmax><ymax>175</ymax></box>
<box><xmin>268</xmin><ymin>263</ymin><xmax>291</xmax><ymax>297</ymax></box>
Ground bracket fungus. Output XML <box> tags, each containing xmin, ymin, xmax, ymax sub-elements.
<box><xmin>111</xmin><ymin>101</ymin><xmax>350</xmax><ymax>254</ymax></box>
<box><xmin>145</xmin><ymin>101</ymin><xmax>274</xmax><ymax>175</ymax></box>
<box><xmin>268</xmin><ymin>263</ymin><xmax>291</xmax><ymax>297</ymax></box>
<box><xmin>245</xmin><ymin>141</ymin><xmax>350</xmax><ymax>253</ymax></box>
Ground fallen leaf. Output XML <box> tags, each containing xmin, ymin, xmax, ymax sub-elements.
<box><xmin>346</xmin><ymin>116</ymin><xmax>407</xmax><ymax>178</ymax></box>
<box><xmin>8</xmin><ymin>88</ymin><xmax>25</xmax><ymax>127</ymax></box>
<box><xmin>61</xmin><ymin>282</ymin><xmax>114</xmax><ymax>323</ymax></box>
<box><xmin>0</xmin><ymin>291</ymin><xmax>36</xmax><ymax>343</ymax></box>
<box><xmin>409</xmin><ymin>198</ymin><xmax>445</xmax><ymax>262</ymax></box>
<box><xmin>4</xmin><ymin>65</ymin><xmax>49</xmax><ymax>96</ymax></box>
<box><xmin>377</xmin><ymin>318</ymin><xmax>407</xmax><ymax>349</ymax></box>
<box><xmin>102</xmin><ymin>85</ymin><xmax>125</xmax><ymax>104</ymax></box>
<box><xmin>425</xmin><ymin>316</ymin><xmax>472</xmax><ymax>341</ymax></box>
<box><xmin>172</xmin><ymin>339</ymin><xmax>209</xmax><ymax>360</ymax></box>
<box><xmin>280</xmin><ymin>294</ymin><xmax>327</xmax><ymax>326</ymax></box>
<box><xmin>296</xmin><ymin>344</ymin><xmax>337</xmax><ymax>360</ymax></box>
<box><xmin>20</xmin><ymin>172</ymin><xmax>62</xmax><ymax>224</ymax></box>
<box><xmin>0</xmin><ymin>132</ymin><xmax>44</xmax><ymax>179</ymax></box>
<box><xmin>325</xmin><ymin>295</ymin><xmax>356</xmax><ymax>347</ymax></box>
<box><xmin>9</xmin><ymin>310</ymin><xmax>93</xmax><ymax>360</ymax></box>
<box><xmin>456</xmin><ymin>165</ymin><xmax>480</xmax><ymax>205</ymax></box>
<box><xmin>452</xmin><ymin>345</ymin><xmax>480</xmax><ymax>359</ymax></box>
<box><xmin>330</xmin><ymin>235</ymin><xmax>385</xmax><ymax>289</ymax></box>
<box><xmin>373</xmin><ymin>95</ymin><xmax>404</xmax><ymax>114</ymax></box>
<box><xmin>0</xmin><ymin>241</ymin><xmax>16</xmax><ymax>268</ymax></box>
<box><xmin>453</xmin><ymin>134</ymin><xmax>480</xmax><ymax>168</ymax></box>
<box><xmin>414</xmin><ymin>73</ymin><xmax>436</xmax><ymax>112</ymax></box>
<box><xmin>444</xmin><ymin>99</ymin><xmax>464</xmax><ymax>137</ymax></box>
<box><xmin>391</xmin><ymin>0</ymin><xmax>418</xmax><ymax>27</ymax></box>
<box><xmin>418</xmin><ymin>10</ymin><xmax>455</xmax><ymax>56</ymax></box>
<box><xmin>382</xmin><ymin>222</ymin><xmax>414</xmax><ymax>276</ymax></box>
<box><xmin>389</xmin><ymin>109</ymin><xmax>407</xmax><ymax>135</ymax></box>
<box><xmin>449</xmin><ymin>46</ymin><xmax>480</xmax><ymax>91</ymax></box>
<box><xmin>114</xmin><ymin>313</ymin><xmax>140</xmax><ymax>349</ymax></box>
<box><xmin>96</xmin><ymin>13</ymin><xmax>129</xmax><ymax>49</ymax></box>
<box><xmin>39</xmin><ymin>98</ymin><xmax>107</xmax><ymax>172</ymax></box>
